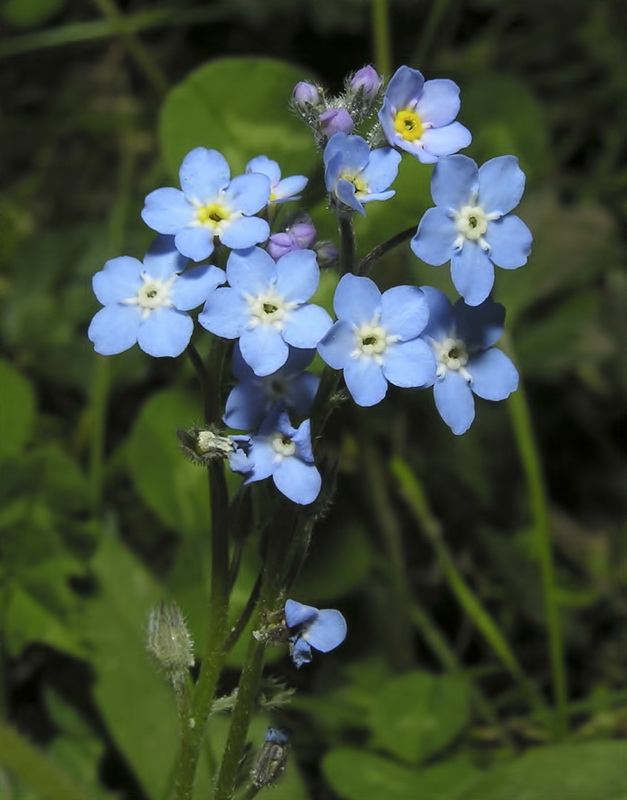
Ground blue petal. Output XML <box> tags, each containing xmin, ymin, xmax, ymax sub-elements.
<box><xmin>239</xmin><ymin>326</ymin><xmax>289</xmax><ymax>376</ymax></box>
<box><xmin>454</xmin><ymin>297</ymin><xmax>505</xmax><ymax>351</ymax></box>
<box><xmin>305</xmin><ymin>609</ymin><xmax>347</xmax><ymax>652</ymax></box>
<box><xmin>290</xmin><ymin>372</ymin><xmax>320</xmax><ymax>417</ymax></box>
<box><xmin>219</xmin><ymin>215</ymin><xmax>270</xmax><ymax>250</ymax></box>
<box><xmin>143</xmin><ymin>235</ymin><xmax>188</xmax><ymax>278</ymax></box>
<box><xmin>383</xmin><ymin>339</ymin><xmax>436</xmax><ymax>388</ymax></box>
<box><xmin>174</xmin><ymin>226</ymin><xmax>214</xmax><ymax>262</ymax></box>
<box><xmin>137</xmin><ymin>308</ymin><xmax>193</xmax><ymax>357</ymax></box>
<box><xmin>225</xmin><ymin>173</ymin><xmax>271</xmax><ymax>215</ymax></box>
<box><xmin>468</xmin><ymin>348</ymin><xmax>518</xmax><ymax>401</ymax></box>
<box><xmin>92</xmin><ymin>257</ymin><xmax>142</xmax><ymax>305</ymax></box>
<box><xmin>272</xmin><ymin>175</ymin><xmax>308</xmax><ymax>201</ymax></box>
<box><xmin>198</xmin><ymin>287</ymin><xmax>248</xmax><ymax>338</ymax></box>
<box><xmin>179</xmin><ymin>148</ymin><xmax>230</xmax><ymax>203</ymax></box>
<box><xmin>485</xmin><ymin>215</ymin><xmax>532</xmax><ymax>269</ymax></box>
<box><xmin>450</xmin><ymin>244</ymin><xmax>495</xmax><ymax>306</ymax></box>
<box><xmin>378</xmin><ymin>98</ymin><xmax>398</xmax><ymax>147</ymax></box>
<box><xmin>344</xmin><ymin>357</ymin><xmax>388</xmax><ymax>407</ymax></box>
<box><xmin>380</xmin><ymin>285</ymin><xmax>429</xmax><ymax>340</ymax></box>
<box><xmin>141</xmin><ymin>188</ymin><xmax>194</xmax><ymax>234</ymax></box>
<box><xmin>171</xmin><ymin>264</ymin><xmax>226</xmax><ymax>311</ymax></box>
<box><xmin>334</xmin><ymin>273</ymin><xmax>381</xmax><ymax>324</ymax></box>
<box><xmin>274</xmin><ymin>457</ymin><xmax>321</xmax><ymax>505</ymax></box>
<box><xmin>291</xmin><ymin>418</ymin><xmax>314</xmax><ymax>463</ymax></box>
<box><xmin>431</xmin><ymin>154</ymin><xmax>478</xmax><ymax>209</ymax></box>
<box><xmin>478</xmin><ymin>156</ymin><xmax>525</xmax><ymax>215</ymax></box>
<box><xmin>317</xmin><ymin>320</ymin><xmax>356</xmax><ymax>370</ymax></box>
<box><xmin>224</xmin><ymin>382</ymin><xmax>265</xmax><ymax>431</ymax></box>
<box><xmin>285</xmin><ymin>599</ymin><xmax>318</xmax><ymax>628</ymax></box>
<box><xmin>289</xmin><ymin>636</ymin><xmax>312</xmax><ymax>668</ymax></box>
<box><xmin>384</xmin><ymin>65</ymin><xmax>424</xmax><ymax>110</ymax></box>
<box><xmin>416</xmin><ymin>79</ymin><xmax>461</xmax><ymax>127</ymax></box>
<box><xmin>88</xmin><ymin>306</ymin><xmax>140</xmax><ymax>355</ymax></box>
<box><xmin>362</xmin><ymin>190</ymin><xmax>395</xmax><ymax>204</ymax></box>
<box><xmin>275</xmin><ymin>249</ymin><xmax>319</xmax><ymax>303</ymax></box>
<box><xmin>411</xmin><ymin>207</ymin><xmax>457</xmax><ymax>266</ymax></box>
<box><xmin>433</xmin><ymin>372</ymin><xmax>475</xmax><ymax>435</ymax></box>
<box><xmin>422</xmin><ymin>122</ymin><xmax>472</xmax><ymax>158</ymax></box>
<box><xmin>420</xmin><ymin>286</ymin><xmax>455</xmax><ymax>340</ymax></box>
<box><xmin>244</xmin><ymin>437</ymin><xmax>277</xmax><ymax>482</ymax></box>
<box><xmin>282</xmin><ymin>304</ymin><xmax>332</xmax><ymax>349</ymax></box>
<box><xmin>323</xmin><ymin>133</ymin><xmax>369</xmax><ymax>173</ymax></box>
<box><xmin>246</xmin><ymin>156</ymin><xmax>281</xmax><ymax>183</ymax></box>
<box><xmin>361</xmin><ymin>147</ymin><xmax>402</xmax><ymax>193</ymax></box>
<box><xmin>335</xmin><ymin>178</ymin><xmax>365</xmax><ymax>215</ymax></box>
<box><xmin>226</xmin><ymin>247</ymin><xmax>275</xmax><ymax>293</ymax></box>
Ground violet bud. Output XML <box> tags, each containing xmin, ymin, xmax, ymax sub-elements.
<box><xmin>349</xmin><ymin>65</ymin><xmax>382</xmax><ymax>99</ymax></box>
<box><xmin>292</xmin><ymin>81</ymin><xmax>321</xmax><ymax>109</ymax></box>
<box><xmin>268</xmin><ymin>232</ymin><xmax>300</xmax><ymax>260</ymax></box>
<box><xmin>319</xmin><ymin>107</ymin><xmax>355</xmax><ymax>137</ymax></box>
<box><xmin>290</xmin><ymin>221</ymin><xmax>317</xmax><ymax>249</ymax></box>
<box><xmin>314</xmin><ymin>240</ymin><xmax>339</xmax><ymax>268</ymax></box>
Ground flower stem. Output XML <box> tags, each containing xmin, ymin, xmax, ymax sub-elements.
<box><xmin>357</xmin><ymin>225</ymin><xmax>415</xmax><ymax>276</ymax></box>
<box><xmin>337</xmin><ymin>211</ymin><xmax>356</xmax><ymax>276</ymax></box>
<box><xmin>371</xmin><ymin>0</ymin><xmax>392</xmax><ymax>77</ymax></box>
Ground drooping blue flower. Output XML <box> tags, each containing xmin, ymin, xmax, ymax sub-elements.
<box><xmin>229</xmin><ymin>412</ymin><xmax>321</xmax><ymax>505</ymax></box>
<box><xmin>419</xmin><ymin>287</ymin><xmax>519</xmax><ymax>434</ymax></box>
<box><xmin>245</xmin><ymin>156</ymin><xmax>308</xmax><ymax>204</ymax></box>
<box><xmin>141</xmin><ymin>147</ymin><xmax>271</xmax><ymax>262</ymax></box>
<box><xmin>317</xmin><ymin>273</ymin><xmax>436</xmax><ymax>407</ymax></box>
<box><xmin>323</xmin><ymin>133</ymin><xmax>401</xmax><ymax>215</ymax></box>
<box><xmin>199</xmin><ymin>247</ymin><xmax>332</xmax><ymax>377</ymax></box>
<box><xmin>379</xmin><ymin>65</ymin><xmax>471</xmax><ymax>163</ymax></box>
<box><xmin>284</xmin><ymin>599</ymin><xmax>347</xmax><ymax>668</ymax></box>
<box><xmin>88</xmin><ymin>235</ymin><xmax>225</xmax><ymax>357</ymax></box>
<box><xmin>411</xmin><ymin>154</ymin><xmax>532</xmax><ymax>306</ymax></box>
<box><xmin>224</xmin><ymin>344</ymin><xmax>320</xmax><ymax>431</ymax></box>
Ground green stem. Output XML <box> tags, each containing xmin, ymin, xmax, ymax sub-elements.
<box><xmin>504</xmin><ymin>335</ymin><xmax>569</xmax><ymax>737</ymax></box>
<box><xmin>413</xmin><ymin>0</ymin><xmax>455</xmax><ymax>67</ymax></box>
<box><xmin>337</xmin><ymin>211</ymin><xmax>356</xmax><ymax>276</ymax></box>
<box><xmin>357</xmin><ymin>226</ymin><xmax>415</xmax><ymax>276</ymax></box>
<box><xmin>371</xmin><ymin>0</ymin><xmax>392</xmax><ymax>77</ymax></box>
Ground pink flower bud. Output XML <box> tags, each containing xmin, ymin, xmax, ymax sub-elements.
<box><xmin>349</xmin><ymin>65</ymin><xmax>382</xmax><ymax>99</ymax></box>
<box><xmin>319</xmin><ymin>107</ymin><xmax>355</xmax><ymax>137</ymax></box>
<box><xmin>292</xmin><ymin>81</ymin><xmax>321</xmax><ymax>109</ymax></box>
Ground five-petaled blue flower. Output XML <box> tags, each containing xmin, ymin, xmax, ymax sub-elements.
<box><xmin>419</xmin><ymin>287</ymin><xmax>519</xmax><ymax>434</ymax></box>
<box><xmin>230</xmin><ymin>412</ymin><xmax>321</xmax><ymax>505</ymax></box>
<box><xmin>199</xmin><ymin>246</ymin><xmax>332</xmax><ymax>377</ymax></box>
<box><xmin>323</xmin><ymin>133</ymin><xmax>401</xmax><ymax>215</ymax></box>
<box><xmin>224</xmin><ymin>344</ymin><xmax>320</xmax><ymax>431</ymax></box>
<box><xmin>411</xmin><ymin>154</ymin><xmax>532</xmax><ymax>306</ymax></box>
<box><xmin>317</xmin><ymin>273</ymin><xmax>436</xmax><ymax>407</ymax></box>
<box><xmin>379</xmin><ymin>65</ymin><xmax>471</xmax><ymax>163</ymax></box>
<box><xmin>141</xmin><ymin>147</ymin><xmax>271</xmax><ymax>262</ymax></box>
<box><xmin>246</xmin><ymin>156</ymin><xmax>308</xmax><ymax>204</ymax></box>
<box><xmin>88</xmin><ymin>235</ymin><xmax>225</xmax><ymax>358</ymax></box>
<box><xmin>284</xmin><ymin>599</ymin><xmax>347</xmax><ymax>668</ymax></box>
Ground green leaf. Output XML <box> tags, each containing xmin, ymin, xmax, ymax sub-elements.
<box><xmin>127</xmin><ymin>387</ymin><xmax>209</xmax><ymax>535</ymax></box>
<box><xmin>159</xmin><ymin>57</ymin><xmax>319</xmax><ymax>178</ymax></box>
<box><xmin>1</xmin><ymin>0</ymin><xmax>67</xmax><ymax>28</ymax></box>
<box><xmin>457</xmin><ymin>741</ymin><xmax>627</xmax><ymax>800</ymax></box>
<box><xmin>0</xmin><ymin>359</ymin><xmax>35</xmax><ymax>460</ymax></box>
<box><xmin>370</xmin><ymin>670</ymin><xmax>470</xmax><ymax>763</ymax></box>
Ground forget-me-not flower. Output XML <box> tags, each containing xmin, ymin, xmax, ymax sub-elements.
<box><xmin>245</xmin><ymin>156</ymin><xmax>308</xmax><ymax>204</ymax></box>
<box><xmin>141</xmin><ymin>147</ymin><xmax>271</xmax><ymax>262</ymax></box>
<box><xmin>88</xmin><ymin>235</ymin><xmax>225</xmax><ymax>357</ymax></box>
<box><xmin>323</xmin><ymin>132</ymin><xmax>401</xmax><ymax>215</ymax></box>
<box><xmin>379</xmin><ymin>65</ymin><xmax>471</xmax><ymax>163</ymax></box>
<box><xmin>411</xmin><ymin>155</ymin><xmax>532</xmax><ymax>306</ymax></box>
<box><xmin>230</xmin><ymin>412</ymin><xmax>321</xmax><ymax>505</ymax></box>
<box><xmin>317</xmin><ymin>273</ymin><xmax>436</xmax><ymax>407</ymax></box>
<box><xmin>224</xmin><ymin>344</ymin><xmax>320</xmax><ymax>431</ymax></box>
<box><xmin>199</xmin><ymin>247</ymin><xmax>332</xmax><ymax>377</ymax></box>
<box><xmin>284</xmin><ymin>599</ymin><xmax>347</xmax><ymax>668</ymax></box>
<box><xmin>419</xmin><ymin>287</ymin><xmax>519</xmax><ymax>434</ymax></box>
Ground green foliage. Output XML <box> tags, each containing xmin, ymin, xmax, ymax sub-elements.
<box><xmin>0</xmin><ymin>359</ymin><xmax>35</xmax><ymax>459</ymax></box>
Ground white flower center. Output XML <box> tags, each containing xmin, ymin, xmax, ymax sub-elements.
<box><xmin>452</xmin><ymin>198</ymin><xmax>501</xmax><ymax>252</ymax></box>
<box><xmin>123</xmin><ymin>271</ymin><xmax>176</xmax><ymax>319</ymax></box>
<box><xmin>350</xmin><ymin>318</ymin><xmax>400</xmax><ymax>366</ymax></box>
<box><xmin>245</xmin><ymin>286</ymin><xmax>298</xmax><ymax>331</ymax></box>
<box><xmin>432</xmin><ymin>336</ymin><xmax>472</xmax><ymax>383</ymax></box>
<box><xmin>271</xmin><ymin>432</ymin><xmax>296</xmax><ymax>460</ymax></box>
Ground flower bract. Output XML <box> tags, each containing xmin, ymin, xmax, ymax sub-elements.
<box><xmin>317</xmin><ymin>273</ymin><xmax>436</xmax><ymax>407</ymax></box>
<box><xmin>141</xmin><ymin>147</ymin><xmax>271</xmax><ymax>262</ymax></box>
<box><xmin>284</xmin><ymin>599</ymin><xmax>347</xmax><ymax>668</ymax></box>
<box><xmin>88</xmin><ymin>235</ymin><xmax>225</xmax><ymax>357</ymax></box>
<box><xmin>246</xmin><ymin>155</ymin><xmax>308</xmax><ymax>204</ymax></box>
<box><xmin>324</xmin><ymin>133</ymin><xmax>401</xmax><ymax>216</ymax></box>
<box><xmin>411</xmin><ymin>154</ymin><xmax>532</xmax><ymax>305</ymax></box>
<box><xmin>419</xmin><ymin>287</ymin><xmax>519</xmax><ymax>434</ymax></box>
<box><xmin>379</xmin><ymin>65</ymin><xmax>471</xmax><ymax>163</ymax></box>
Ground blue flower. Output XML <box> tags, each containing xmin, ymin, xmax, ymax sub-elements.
<box><xmin>284</xmin><ymin>599</ymin><xmax>347</xmax><ymax>668</ymax></box>
<box><xmin>88</xmin><ymin>235</ymin><xmax>225</xmax><ymax>357</ymax></box>
<box><xmin>323</xmin><ymin>133</ymin><xmax>401</xmax><ymax>215</ymax></box>
<box><xmin>419</xmin><ymin>287</ymin><xmax>519</xmax><ymax>434</ymax></box>
<box><xmin>229</xmin><ymin>412</ymin><xmax>321</xmax><ymax>505</ymax></box>
<box><xmin>245</xmin><ymin>156</ymin><xmax>308</xmax><ymax>204</ymax></box>
<box><xmin>411</xmin><ymin>155</ymin><xmax>532</xmax><ymax>306</ymax></box>
<box><xmin>379</xmin><ymin>65</ymin><xmax>471</xmax><ymax>163</ymax></box>
<box><xmin>141</xmin><ymin>147</ymin><xmax>271</xmax><ymax>262</ymax></box>
<box><xmin>224</xmin><ymin>344</ymin><xmax>320</xmax><ymax>431</ymax></box>
<box><xmin>317</xmin><ymin>274</ymin><xmax>436</xmax><ymax>407</ymax></box>
<box><xmin>199</xmin><ymin>246</ymin><xmax>332</xmax><ymax>377</ymax></box>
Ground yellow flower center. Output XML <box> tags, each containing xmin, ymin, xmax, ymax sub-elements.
<box><xmin>195</xmin><ymin>202</ymin><xmax>230</xmax><ymax>229</ymax></box>
<box><xmin>339</xmin><ymin>172</ymin><xmax>369</xmax><ymax>198</ymax></box>
<box><xmin>393</xmin><ymin>109</ymin><xmax>424</xmax><ymax>141</ymax></box>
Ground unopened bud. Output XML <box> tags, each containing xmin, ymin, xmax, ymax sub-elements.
<box><xmin>349</xmin><ymin>65</ymin><xmax>383</xmax><ymax>99</ymax></box>
<box><xmin>268</xmin><ymin>232</ymin><xmax>299</xmax><ymax>260</ymax></box>
<box><xmin>290</xmin><ymin>221</ymin><xmax>317</xmax><ymax>249</ymax></box>
<box><xmin>319</xmin><ymin>107</ymin><xmax>355</xmax><ymax>137</ymax></box>
<box><xmin>147</xmin><ymin>602</ymin><xmax>194</xmax><ymax>681</ymax></box>
<box><xmin>250</xmin><ymin>728</ymin><xmax>290</xmax><ymax>788</ymax></box>
<box><xmin>314</xmin><ymin>240</ymin><xmax>339</xmax><ymax>268</ymax></box>
<box><xmin>177</xmin><ymin>426</ymin><xmax>235</xmax><ymax>465</ymax></box>
<box><xmin>292</xmin><ymin>81</ymin><xmax>321</xmax><ymax>110</ymax></box>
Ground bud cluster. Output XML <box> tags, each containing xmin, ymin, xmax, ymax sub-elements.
<box><xmin>146</xmin><ymin>602</ymin><xmax>195</xmax><ymax>683</ymax></box>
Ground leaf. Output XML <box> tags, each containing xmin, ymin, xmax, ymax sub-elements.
<box><xmin>1</xmin><ymin>0</ymin><xmax>67</xmax><ymax>28</ymax></box>
<box><xmin>0</xmin><ymin>359</ymin><xmax>35</xmax><ymax>460</ymax></box>
<box><xmin>159</xmin><ymin>57</ymin><xmax>320</xmax><ymax>178</ymax></box>
<box><xmin>370</xmin><ymin>670</ymin><xmax>470</xmax><ymax>764</ymax></box>
<box><xmin>457</xmin><ymin>740</ymin><xmax>627</xmax><ymax>800</ymax></box>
